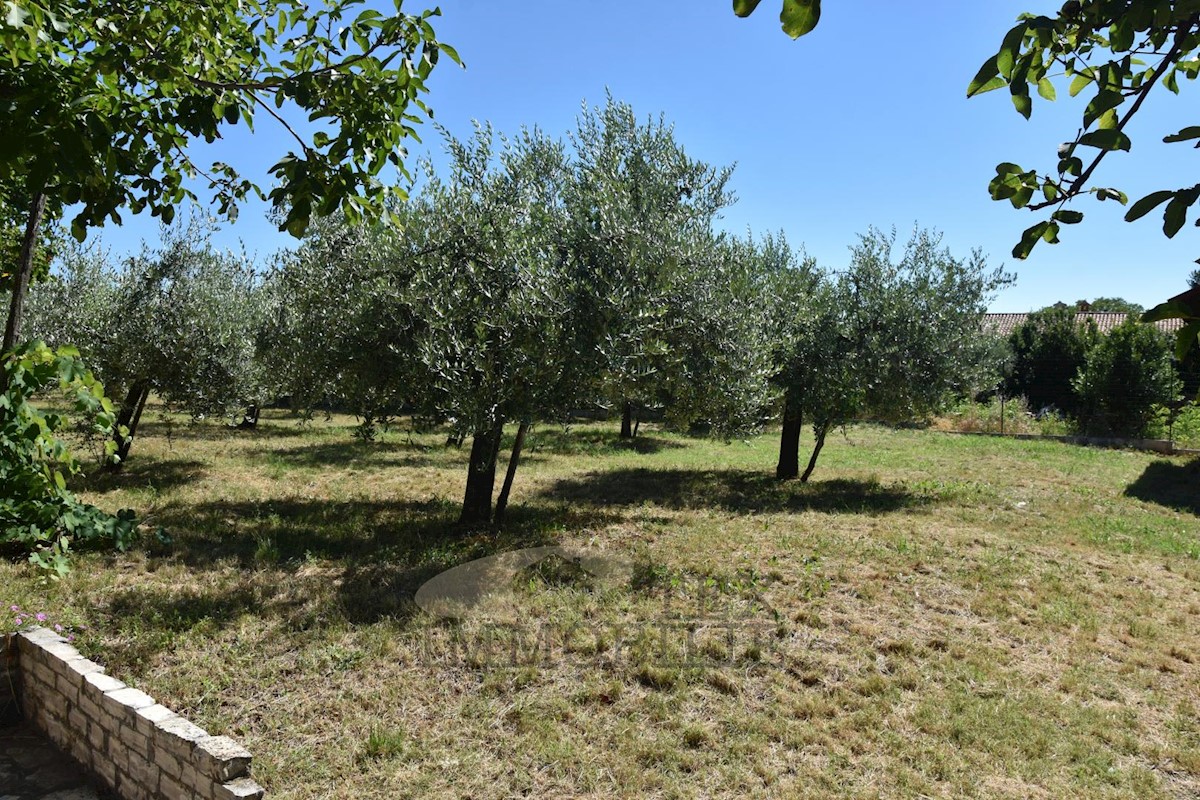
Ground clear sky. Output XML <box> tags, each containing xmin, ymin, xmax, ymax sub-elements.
<box><xmin>90</xmin><ymin>0</ymin><xmax>1200</xmax><ymax>311</ymax></box>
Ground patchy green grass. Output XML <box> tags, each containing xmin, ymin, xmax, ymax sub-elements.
<box><xmin>4</xmin><ymin>407</ymin><xmax>1200</xmax><ymax>799</ymax></box>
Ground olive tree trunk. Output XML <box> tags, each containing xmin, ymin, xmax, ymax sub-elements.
<box><xmin>775</xmin><ymin>388</ymin><xmax>803</xmax><ymax>481</ymax></box>
<box><xmin>620</xmin><ymin>400</ymin><xmax>634</xmax><ymax>439</ymax></box>
<box><xmin>799</xmin><ymin>421</ymin><xmax>830</xmax><ymax>483</ymax></box>
<box><xmin>109</xmin><ymin>382</ymin><xmax>150</xmax><ymax>469</ymax></box>
<box><xmin>493</xmin><ymin>421</ymin><xmax>529</xmax><ymax>526</ymax></box>
<box><xmin>459</xmin><ymin>420</ymin><xmax>505</xmax><ymax>526</ymax></box>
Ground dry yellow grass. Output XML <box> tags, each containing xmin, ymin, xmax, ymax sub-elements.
<box><xmin>3</xmin><ymin>407</ymin><xmax>1199</xmax><ymax>798</ymax></box>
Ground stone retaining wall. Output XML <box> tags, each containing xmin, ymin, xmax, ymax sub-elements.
<box><xmin>1</xmin><ymin>632</ymin><xmax>18</xmax><ymax>724</ymax></box>
<box><xmin>2</xmin><ymin>628</ymin><xmax>265</xmax><ymax>800</ymax></box>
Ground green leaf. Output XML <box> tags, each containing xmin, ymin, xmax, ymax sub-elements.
<box><xmin>1163</xmin><ymin>126</ymin><xmax>1200</xmax><ymax>143</ymax></box>
<box><xmin>732</xmin><ymin>0</ymin><xmax>764</xmax><ymax>16</ymax></box>
<box><xmin>1083</xmin><ymin>91</ymin><xmax>1124</xmax><ymax>127</ymax></box>
<box><xmin>967</xmin><ymin>56</ymin><xmax>1004</xmax><ymax>97</ymax></box>
<box><xmin>1163</xmin><ymin>196</ymin><xmax>1189</xmax><ymax>237</ymax></box>
<box><xmin>1037</xmin><ymin>77</ymin><xmax>1056</xmax><ymax>101</ymax></box>
<box><xmin>1068</xmin><ymin>72</ymin><xmax>1092</xmax><ymax>97</ymax></box>
<box><xmin>996</xmin><ymin>23</ymin><xmax>1028</xmax><ymax>79</ymax></box>
<box><xmin>1012</xmin><ymin>221</ymin><xmax>1050</xmax><ymax>259</ymax></box>
<box><xmin>1124</xmin><ymin>190</ymin><xmax>1174</xmax><ymax>222</ymax></box>
<box><xmin>1011</xmin><ymin>91</ymin><xmax>1032</xmax><ymax>119</ymax></box>
<box><xmin>1041</xmin><ymin>220</ymin><xmax>1061</xmax><ymax>244</ymax></box>
<box><xmin>779</xmin><ymin>0</ymin><xmax>820</xmax><ymax>39</ymax></box>
<box><xmin>1052</xmin><ymin>209</ymin><xmax>1084</xmax><ymax>224</ymax></box>
<box><xmin>1078</xmin><ymin>129</ymin><xmax>1131</xmax><ymax>151</ymax></box>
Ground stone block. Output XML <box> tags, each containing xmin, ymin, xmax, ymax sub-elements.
<box><xmin>155</xmin><ymin>714</ymin><xmax>209</xmax><ymax>761</ymax></box>
<box><xmin>195</xmin><ymin>735</ymin><xmax>253</xmax><ymax>782</ymax></box>
<box><xmin>36</xmin><ymin>639</ymin><xmax>84</xmax><ymax>667</ymax></box>
<box><xmin>119</xmin><ymin>722</ymin><xmax>151</xmax><ymax>758</ymax></box>
<box><xmin>154</xmin><ymin>746</ymin><xmax>184</xmax><ymax>780</ymax></box>
<box><xmin>54</xmin><ymin>671</ymin><xmax>83</xmax><ymax>703</ymax></box>
<box><xmin>214</xmin><ymin>777</ymin><xmax>267</xmax><ymax>800</ymax></box>
<box><xmin>67</xmin><ymin>705</ymin><xmax>89</xmax><ymax>733</ymax></box>
<box><xmin>134</xmin><ymin>702</ymin><xmax>177</xmax><ymax>736</ymax></box>
<box><xmin>87</xmin><ymin>718</ymin><xmax>109</xmax><ymax>750</ymax></box>
<box><xmin>79</xmin><ymin>691</ymin><xmax>104</xmax><ymax>725</ymax></box>
<box><xmin>102</xmin><ymin>686</ymin><xmax>156</xmax><ymax>726</ymax></box>
<box><xmin>16</xmin><ymin>626</ymin><xmax>67</xmax><ymax>652</ymax></box>
<box><xmin>83</xmin><ymin>670</ymin><xmax>126</xmax><ymax>698</ymax></box>
<box><xmin>125</xmin><ymin>752</ymin><xmax>159</xmax><ymax>795</ymax></box>
<box><xmin>158</xmin><ymin>775</ymin><xmax>191</xmax><ymax>800</ymax></box>
<box><xmin>93</xmin><ymin>752</ymin><xmax>118</xmax><ymax>785</ymax></box>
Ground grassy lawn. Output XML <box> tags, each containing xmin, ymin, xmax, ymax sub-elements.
<box><xmin>4</xmin><ymin>409</ymin><xmax>1200</xmax><ymax>799</ymax></box>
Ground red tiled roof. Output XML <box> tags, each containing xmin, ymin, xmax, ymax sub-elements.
<box><xmin>983</xmin><ymin>312</ymin><xmax>1184</xmax><ymax>337</ymax></box>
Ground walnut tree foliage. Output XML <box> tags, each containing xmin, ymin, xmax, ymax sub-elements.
<box><xmin>735</xmin><ymin>0</ymin><xmax>1200</xmax><ymax>356</ymax></box>
<box><xmin>0</xmin><ymin>0</ymin><xmax>458</xmax><ymax>239</ymax></box>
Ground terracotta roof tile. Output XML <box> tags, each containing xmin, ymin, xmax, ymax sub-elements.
<box><xmin>983</xmin><ymin>312</ymin><xmax>1184</xmax><ymax>337</ymax></box>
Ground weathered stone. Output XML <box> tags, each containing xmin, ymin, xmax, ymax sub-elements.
<box><xmin>155</xmin><ymin>715</ymin><xmax>209</xmax><ymax>761</ymax></box>
<box><xmin>134</xmin><ymin>703</ymin><xmax>177</xmax><ymax>736</ymax></box>
<box><xmin>87</xmin><ymin>719</ymin><xmax>108</xmax><ymax>751</ymax></box>
<box><xmin>213</xmin><ymin>777</ymin><xmax>267</xmax><ymax>800</ymax></box>
<box><xmin>194</xmin><ymin>735</ymin><xmax>253</xmax><ymax>782</ymax></box>
<box><xmin>115</xmin><ymin>724</ymin><xmax>148</xmax><ymax>759</ymax></box>
<box><xmin>82</xmin><ymin>671</ymin><xmax>125</xmax><ymax>698</ymax></box>
<box><xmin>154</xmin><ymin>746</ymin><xmax>184</xmax><ymax>780</ymax></box>
<box><xmin>102</xmin><ymin>686</ymin><xmax>156</xmax><ymax>727</ymax></box>
<box><xmin>124</xmin><ymin>752</ymin><xmax>159</xmax><ymax>795</ymax></box>
<box><xmin>17</xmin><ymin>626</ymin><xmax>68</xmax><ymax>649</ymax></box>
<box><xmin>157</xmin><ymin>775</ymin><xmax>191</xmax><ymax>800</ymax></box>
<box><xmin>36</xmin><ymin>640</ymin><xmax>84</xmax><ymax>667</ymax></box>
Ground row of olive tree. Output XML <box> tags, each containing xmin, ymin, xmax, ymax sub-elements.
<box><xmin>23</xmin><ymin>99</ymin><xmax>1009</xmax><ymax>527</ymax></box>
<box><xmin>24</xmin><ymin>218</ymin><xmax>276</xmax><ymax>464</ymax></box>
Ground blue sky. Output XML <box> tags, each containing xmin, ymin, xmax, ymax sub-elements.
<box><xmin>94</xmin><ymin>1</ymin><xmax>1200</xmax><ymax>311</ymax></box>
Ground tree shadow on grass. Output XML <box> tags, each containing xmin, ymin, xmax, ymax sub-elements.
<box><xmin>74</xmin><ymin>459</ymin><xmax>207</xmax><ymax>495</ymax></box>
<box><xmin>542</xmin><ymin>468</ymin><xmax>932</xmax><ymax>515</ymax></box>
<box><xmin>524</xmin><ymin>427</ymin><xmax>685</xmax><ymax>458</ymax></box>
<box><xmin>1123</xmin><ymin>458</ymin><xmax>1200</xmax><ymax>515</ymax></box>
<box><xmin>139</xmin><ymin>497</ymin><xmax>624</xmax><ymax>624</ymax></box>
<box><xmin>135</xmin><ymin>419</ymin><xmax>309</xmax><ymax>442</ymax></box>
<box><xmin>96</xmin><ymin>582</ymin><xmax>270</xmax><ymax>673</ymax></box>
<box><xmin>253</xmin><ymin>441</ymin><xmax>444</xmax><ymax>470</ymax></box>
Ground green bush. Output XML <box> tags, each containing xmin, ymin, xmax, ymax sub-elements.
<box><xmin>0</xmin><ymin>341</ymin><xmax>136</xmax><ymax>576</ymax></box>
<box><xmin>1004</xmin><ymin>307</ymin><xmax>1098</xmax><ymax>417</ymax></box>
<box><xmin>1073</xmin><ymin>321</ymin><xmax>1177</xmax><ymax>438</ymax></box>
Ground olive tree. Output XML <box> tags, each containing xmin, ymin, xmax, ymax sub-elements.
<box><xmin>773</xmin><ymin>227</ymin><xmax>1011</xmax><ymax>481</ymax></box>
<box><xmin>27</xmin><ymin>220</ymin><xmax>275</xmax><ymax>464</ymax></box>
<box><xmin>401</xmin><ymin>126</ymin><xmax>575</xmax><ymax>525</ymax></box>
<box><xmin>564</xmin><ymin>96</ymin><xmax>735</xmax><ymax>437</ymax></box>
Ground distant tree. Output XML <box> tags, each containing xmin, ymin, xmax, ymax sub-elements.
<box><xmin>1006</xmin><ymin>306</ymin><xmax>1099</xmax><ymax>417</ymax></box>
<box><xmin>1074</xmin><ymin>319</ymin><xmax>1177</xmax><ymax>437</ymax></box>
<box><xmin>1076</xmin><ymin>297</ymin><xmax>1144</xmax><ymax>314</ymax></box>
<box><xmin>27</xmin><ymin>220</ymin><xmax>274</xmax><ymax>465</ymax></box>
<box><xmin>657</xmin><ymin>231</ymin><xmax>779</xmax><ymax>437</ymax></box>
<box><xmin>265</xmin><ymin>210</ymin><xmax>421</xmax><ymax>435</ymax></box>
